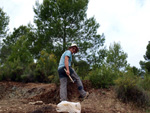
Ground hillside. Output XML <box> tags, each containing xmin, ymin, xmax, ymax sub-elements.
<box><xmin>0</xmin><ymin>81</ymin><xmax>148</xmax><ymax>113</ymax></box>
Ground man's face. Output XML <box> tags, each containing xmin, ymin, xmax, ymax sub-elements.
<box><xmin>71</xmin><ymin>47</ymin><xmax>77</xmax><ymax>54</ymax></box>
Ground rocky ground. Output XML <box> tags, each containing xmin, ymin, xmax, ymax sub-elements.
<box><xmin>0</xmin><ymin>81</ymin><xmax>149</xmax><ymax>113</ymax></box>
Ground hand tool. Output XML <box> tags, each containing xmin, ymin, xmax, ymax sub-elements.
<box><xmin>64</xmin><ymin>69</ymin><xmax>74</xmax><ymax>83</ymax></box>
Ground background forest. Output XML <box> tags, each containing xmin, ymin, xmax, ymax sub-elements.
<box><xmin>0</xmin><ymin>0</ymin><xmax>150</xmax><ymax>107</ymax></box>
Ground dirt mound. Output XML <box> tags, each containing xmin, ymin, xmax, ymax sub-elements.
<box><xmin>0</xmin><ymin>81</ymin><xmax>148</xmax><ymax>113</ymax></box>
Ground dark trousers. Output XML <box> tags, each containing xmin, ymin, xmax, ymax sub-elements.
<box><xmin>58</xmin><ymin>67</ymin><xmax>86</xmax><ymax>101</ymax></box>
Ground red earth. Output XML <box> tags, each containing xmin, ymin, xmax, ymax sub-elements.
<box><xmin>0</xmin><ymin>81</ymin><xmax>149</xmax><ymax>113</ymax></box>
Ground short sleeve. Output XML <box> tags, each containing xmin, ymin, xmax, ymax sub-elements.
<box><xmin>65</xmin><ymin>50</ymin><xmax>71</xmax><ymax>58</ymax></box>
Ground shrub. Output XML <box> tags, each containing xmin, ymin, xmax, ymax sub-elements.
<box><xmin>115</xmin><ymin>71</ymin><xmax>150</xmax><ymax>107</ymax></box>
<box><xmin>34</xmin><ymin>51</ymin><xmax>58</xmax><ymax>83</ymax></box>
<box><xmin>138</xmin><ymin>73</ymin><xmax>150</xmax><ymax>91</ymax></box>
<box><xmin>89</xmin><ymin>64</ymin><xmax>118</xmax><ymax>88</ymax></box>
<box><xmin>0</xmin><ymin>58</ymin><xmax>24</xmax><ymax>81</ymax></box>
<box><xmin>0</xmin><ymin>50</ymin><xmax>59</xmax><ymax>83</ymax></box>
<box><xmin>21</xmin><ymin>51</ymin><xmax>59</xmax><ymax>83</ymax></box>
<box><xmin>49</xmin><ymin>73</ymin><xmax>59</xmax><ymax>85</ymax></box>
<box><xmin>0</xmin><ymin>63</ymin><xmax>11</xmax><ymax>81</ymax></box>
<box><xmin>0</xmin><ymin>66</ymin><xmax>4</xmax><ymax>81</ymax></box>
<box><xmin>75</xmin><ymin>60</ymin><xmax>90</xmax><ymax>79</ymax></box>
<box><xmin>21</xmin><ymin>62</ymin><xmax>37</xmax><ymax>82</ymax></box>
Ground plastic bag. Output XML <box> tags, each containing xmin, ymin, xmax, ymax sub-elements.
<box><xmin>56</xmin><ymin>101</ymin><xmax>81</xmax><ymax>113</ymax></box>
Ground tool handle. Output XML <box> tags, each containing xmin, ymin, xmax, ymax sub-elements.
<box><xmin>64</xmin><ymin>69</ymin><xmax>74</xmax><ymax>83</ymax></box>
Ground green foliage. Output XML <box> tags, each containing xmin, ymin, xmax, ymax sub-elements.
<box><xmin>20</xmin><ymin>50</ymin><xmax>59</xmax><ymax>83</ymax></box>
<box><xmin>0</xmin><ymin>8</ymin><xmax>9</xmax><ymax>64</ymax></box>
<box><xmin>88</xmin><ymin>46</ymin><xmax>107</xmax><ymax>68</ymax></box>
<box><xmin>89</xmin><ymin>64</ymin><xmax>118</xmax><ymax>88</ymax></box>
<box><xmin>75</xmin><ymin>60</ymin><xmax>90</xmax><ymax>79</ymax></box>
<box><xmin>7</xmin><ymin>35</ymin><xmax>34</xmax><ymax>64</ymax></box>
<box><xmin>115</xmin><ymin>71</ymin><xmax>150</xmax><ymax>107</ymax></box>
<box><xmin>140</xmin><ymin>42</ymin><xmax>150</xmax><ymax>73</ymax></box>
<box><xmin>0</xmin><ymin>8</ymin><xmax>9</xmax><ymax>37</ymax></box>
<box><xmin>35</xmin><ymin>50</ymin><xmax>58</xmax><ymax>82</ymax></box>
<box><xmin>3</xmin><ymin>25</ymin><xmax>36</xmax><ymax>47</ymax></box>
<box><xmin>1</xmin><ymin>25</ymin><xmax>36</xmax><ymax>64</ymax></box>
<box><xmin>145</xmin><ymin>42</ymin><xmax>150</xmax><ymax>60</ymax></box>
<box><xmin>0</xmin><ymin>58</ymin><xmax>24</xmax><ymax>81</ymax></box>
<box><xmin>126</xmin><ymin>65</ymin><xmax>144</xmax><ymax>77</ymax></box>
<box><xmin>106</xmin><ymin>42</ymin><xmax>128</xmax><ymax>72</ymax></box>
<box><xmin>33</xmin><ymin>0</ymin><xmax>106</xmax><ymax>66</ymax></box>
<box><xmin>131</xmin><ymin>66</ymin><xmax>143</xmax><ymax>76</ymax></box>
<box><xmin>37</xmin><ymin>51</ymin><xmax>57</xmax><ymax>75</ymax></box>
<box><xmin>21</xmin><ymin>62</ymin><xmax>37</xmax><ymax>82</ymax></box>
<box><xmin>1</xmin><ymin>0</ymin><xmax>107</xmax><ymax>83</ymax></box>
<box><xmin>138</xmin><ymin>73</ymin><xmax>150</xmax><ymax>91</ymax></box>
<box><xmin>0</xmin><ymin>49</ymin><xmax>59</xmax><ymax>83</ymax></box>
<box><xmin>115</xmin><ymin>71</ymin><xmax>137</xmax><ymax>89</ymax></box>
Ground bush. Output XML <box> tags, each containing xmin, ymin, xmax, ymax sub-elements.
<box><xmin>0</xmin><ymin>58</ymin><xmax>24</xmax><ymax>81</ymax></box>
<box><xmin>0</xmin><ymin>50</ymin><xmax>59</xmax><ymax>83</ymax></box>
<box><xmin>0</xmin><ymin>66</ymin><xmax>4</xmax><ymax>81</ymax></box>
<box><xmin>35</xmin><ymin>51</ymin><xmax>58</xmax><ymax>82</ymax></box>
<box><xmin>75</xmin><ymin>60</ymin><xmax>90</xmax><ymax>79</ymax></box>
<box><xmin>89</xmin><ymin>64</ymin><xmax>118</xmax><ymax>88</ymax></box>
<box><xmin>21</xmin><ymin>62</ymin><xmax>37</xmax><ymax>82</ymax></box>
<box><xmin>49</xmin><ymin>73</ymin><xmax>59</xmax><ymax>85</ymax></box>
<box><xmin>115</xmin><ymin>71</ymin><xmax>150</xmax><ymax>107</ymax></box>
<box><xmin>21</xmin><ymin>51</ymin><xmax>59</xmax><ymax>83</ymax></box>
<box><xmin>138</xmin><ymin>73</ymin><xmax>150</xmax><ymax>91</ymax></box>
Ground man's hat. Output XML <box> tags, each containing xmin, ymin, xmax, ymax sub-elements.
<box><xmin>69</xmin><ymin>43</ymin><xmax>79</xmax><ymax>53</ymax></box>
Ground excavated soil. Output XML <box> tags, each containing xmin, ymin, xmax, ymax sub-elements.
<box><xmin>0</xmin><ymin>81</ymin><xmax>149</xmax><ymax>113</ymax></box>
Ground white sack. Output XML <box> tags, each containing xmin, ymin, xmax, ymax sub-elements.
<box><xmin>56</xmin><ymin>101</ymin><xmax>81</xmax><ymax>113</ymax></box>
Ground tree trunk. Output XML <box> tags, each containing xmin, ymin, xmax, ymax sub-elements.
<box><xmin>63</xmin><ymin>25</ymin><xmax>66</xmax><ymax>52</ymax></box>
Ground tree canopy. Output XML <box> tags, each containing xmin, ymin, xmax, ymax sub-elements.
<box><xmin>0</xmin><ymin>8</ymin><xmax>9</xmax><ymax>38</ymax></box>
<box><xmin>106</xmin><ymin>42</ymin><xmax>128</xmax><ymax>71</ymax></box>
<box><xmin>140</xmin><ymin>41</ymin><xmax>150</xmax><ymax>73</ymax></box>
<box><xmin>33</xmin><ymin>0</ymin><xmax>105</xmax><ymax>65</ymax></box>
<box><xmin>0</xmin><ymin>8</ymin><xmax>9</xmax><ymax>63</ymax></box>
<box><xmin>1</xmin><ymin>25</ymin><xmax>36</xmax><ymax>64</ymax></box>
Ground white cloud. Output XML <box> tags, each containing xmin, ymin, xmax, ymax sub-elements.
<box><xmin>87</xmin><ymin>0</ymin><xmax>150</xmax><ymax>68</ymax></box>
<box><xmin>0</xmin><ymin>0</ymin><xmax>38</xmax><ymax>32</ymax></box>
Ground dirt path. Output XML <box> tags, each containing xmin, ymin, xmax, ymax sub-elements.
<box><xmin>0</xmin><ymin>81</ymin><xmax>148</xmax><ymax>113</ymax></box>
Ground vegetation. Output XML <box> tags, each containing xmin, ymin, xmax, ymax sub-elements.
<box><xmin>33</xmin><ymin>0</ymin><xmax>106</xmax><ymax>66</ymax></box>
<box><xmin>138</xmin><ymin>72</ymin><xmax>150</xmax><ymax>91</ymax></box>
<box><xmin>0</xmin><ymin>0</ymin><xmax>106</xmax><ymax>83</ymax></box>
<box><xmin>0</xmin><ymin>8</ymin><xmax>9</xmax><ymax>63</ymax></box>
<box><xmin>115</xmin><ymin>70</ymin><xmax>150</xmax><ymax>107</ymax></box>
<box><xmin>140</xmin><ymin>41</ymin><xmax>150</xmax><ymax>73</ymax></box>
<box><xmin>0</xmin><ymin>0</ymin><xmax>150</xmax><ymax>109</ymax></box>
<box><xmin>106</xmin><ymin>42</ymin><xmax>128</xmax><ymax>72</ymax></box>
<box><xmin>89</xmin><ymin>64</ymin><xmax>118</xmax><ymax>88</ymax></box>
<box><xmin>0</xmin><ymin>8</ymin><xmax>9</xmax><ymax>38</ymax></box>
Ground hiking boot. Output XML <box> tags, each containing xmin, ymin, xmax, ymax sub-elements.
<box><xmin>79</xmin><ymin>92</ymin><xmax>89</xmax><ymax>101</ymax></box>
<box><xmin>83</xmin><ymin>92</ymin><xmax>89</xmax><ymax>99</ymax></box>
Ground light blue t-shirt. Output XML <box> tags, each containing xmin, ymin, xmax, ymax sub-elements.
<box><xmin>58</xmin><ymin>50</ymin><xmax>72</xmax><ymax>69</ymax></box>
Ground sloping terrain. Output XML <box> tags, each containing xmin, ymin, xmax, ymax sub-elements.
<box><xmin>0</xmin><ymin>81</ymin><xmax>148</xmax><ymax>113</ymax></box>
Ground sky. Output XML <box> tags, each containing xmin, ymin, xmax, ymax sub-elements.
<box><xmin>0</xmin><ymin>0</ymin><xmax>150</xmax><ymax>68</ymax></box>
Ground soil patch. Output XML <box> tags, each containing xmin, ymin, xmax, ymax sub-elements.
<box><xmin>0</xmin><ymin>81</ymin><xmax>149</xmax><ymax>113</ymax></box>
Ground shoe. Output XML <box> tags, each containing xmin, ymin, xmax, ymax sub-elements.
<box><xmin>79</xmin><ymin>92</ymin><xmax>89</xmax><ymax>101</ymax></box>
<box><xmin>83</xmin><ymin>92</ymin><xmax>89</xmax><ymax>99</ymax></box>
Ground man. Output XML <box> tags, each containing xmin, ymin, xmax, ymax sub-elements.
<box><xmin>58</xmin><ymin>43</ymin><xmax>89</xmax><ymax>101</ymax></box>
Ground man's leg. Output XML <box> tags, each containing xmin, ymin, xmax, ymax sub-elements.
<box><xmin>60</xmin><ymin>77</ymin><xmax>68</xmax><ymax>101</ymax></box>
<box><xmin>70</xmin><ymin>68</ymin><xmax>87</xmax><ymax>97</ymax></box>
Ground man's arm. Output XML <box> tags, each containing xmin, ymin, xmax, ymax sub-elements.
<box><xmin>65</xmin><ymin>56</ymin><xmax>70</xmax><ymax>76</ymax></box>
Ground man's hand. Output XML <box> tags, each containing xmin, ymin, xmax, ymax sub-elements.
<box><xmin>65</xmin><ymin>69</ymin><xmax>70</xmax><ymax>76</ymax></box>
<box><xmin>64</xmin><ymin>69</ymin><xmax>74</xmax><ymax>83</ymax></box>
